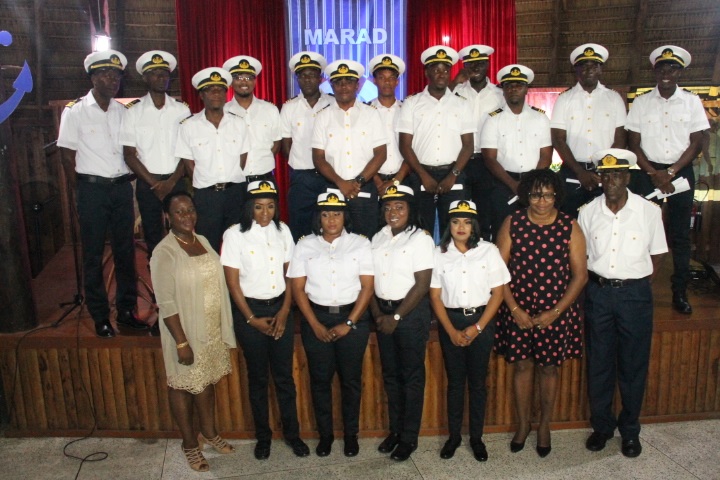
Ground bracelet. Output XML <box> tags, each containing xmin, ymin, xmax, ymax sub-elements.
<box><xmin>511</xmin><ymin>306</ymin><xmax>519</xmax><ymax>314</ymax></box>
<box><xmin>176</xmin><ymin>341</ymin><xmax>189</xmax><ymax>350</ymax></box>
<box><xmin>246</xmin><ymin>314</ymin><xmax>256</xmax><ymax>324</ymax></box>
<box><xmin>475</xmin><ymin>323</ymin><xmax>483</xmax><ymax>334</ymax></box>
<box><xmin>553</xmin><ymin>308</ymin><xmax>561</xmax><ymax>317</ymax></box>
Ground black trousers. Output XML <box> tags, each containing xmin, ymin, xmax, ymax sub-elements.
<box><xmin>631</xmin><ymin>163</ymin><xmax>694</xmax><ymax>295</ymax></box>
<box><xmin>232</xmin><ymin>302</ymin><xmax>300</xmax><ymax>442</ymax></box>
<box><xmin>376</xmin><ymin>297</ymin><xmax>431</xmax><ymax>444</ymax></box>
<box><xmin>325</xmin><ymin>180</ymin><xmax>379</xmax><ymax>238</ymax></box>
<box><xmin>559</xmin><ymin>164</ymin><xmax>602</xmax><ymax>219</ymax></box>
<box><xmin>301</xmin><ymin>308</ymin><xmax>370</xmax><ymax>438</ymax></box>
<box><xmin>585</xmin><ymin>277</ymin><xmax>653</xmax><ymax>439</ymax></box>
<box><xmin>135</xmin><ymin>175</ymin><xmax>187</xmax><ymax>258</ymax></box>
<box><xmin>288</xmin><ymin>169</ymin><xmax>327</xmax><ymax>242</ymax></box>
<box><xmin>465</xmin><ymin>153</ymin><xmax>494</xmax><ymax>241</ymax></box>
<box><xmin>77</xmin><ymin>180</ymin><xmax>137</xmax><ymax>323</ymax></box>
<box><xmin>438</xmin><ymin>308</ymin><xmax>495</xmax><ymax>439</ymax></box>
<box><xmin>408</xmin><ymin>166</ymin><xmax>467</xmax><ymax>237</ymax></box>
<box><xmin>488</xmin><ymin>177</ymin><xmax>522</xmax><ymax>242</ymax></box>
<box><xmin>193</xmin><ymin>183</ymin><xmax>246</xmax><ymax>252</ymax></box>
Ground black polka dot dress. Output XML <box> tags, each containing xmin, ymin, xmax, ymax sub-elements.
<box><xmin>494</xmin><ymin>209</ymin><xmax>583</xmax><ymax>366</ymax></box>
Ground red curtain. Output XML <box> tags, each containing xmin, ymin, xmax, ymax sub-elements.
<box><xmin>405</xmin><ymin>0</ymin><xmax>517</xmax><ymax>94</ymax></box>
<box><xmin>175</xmin><ymin>0</ymin><xmax>290</xmax><ymax>218</ymax></box>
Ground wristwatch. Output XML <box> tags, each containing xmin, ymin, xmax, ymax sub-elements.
<box><xmin>345</xmin><ymin>319</ymin><xmax>357</xmax><ymax>330</ymax></box>
<box><xmin>392</xmin><ymin>178</ymin><xmax>400</xmax><ymax>187</ymax></box>
<box><xmin>475</xmin><ymin>323</ymin><xmax>483</xmax><ymax>333</ymax></box>
<box><xmin>393</xmin><ymin>313</ymin><xmax>402</xmax><ymax>321</ymax></box>
<box><xmin>666</xmin><ymin>167</ymin><xmax>676</xmax><ymax>177</ymax></box>
<box><xmin>354</xmin><ymin>174</ymin><xmax>366</xmax><ymax>185</ymax></box>
<box><xmin>452</xmin><ymin>168</ymin><xmax>462</xmax><ymax>176</ymax></box>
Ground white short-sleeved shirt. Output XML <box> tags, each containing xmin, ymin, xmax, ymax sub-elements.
<box><xmin>578</xmin><ymin>191</ymin><xmax>668</xmax><ymax>279</ymax></box>
<box><xmin>395</xmin><ymin>87</ymin><xmax>476</xmax><ymax>166</ymax></box>
<box><xmin>430</xmin><ymin>241</ymin><xmax>511</xmax><ymax>308</ymax></box>
<box><xmin>57</xmin><ymin>90</ymin><xmax>129</xmax><ymax>177</ymax></box>
<box><xmin>625</xmin><ymin>87</ymin><xmax>710</xmax><ymax>165</ymax></box>
<box><xmin>452</xmin><ymin>79</ymin><xmax>505</xmax><ymax>153</ymax></box>
<box><xmin>311</xmin><ymin>100</ymin><xmax>388</xmax><ymax>180</ymax></box>
<box><xmin>550</xmin><ymin>83</ymin><xmax>627</xmax><ymax>163</ymax></box>
<box><xmin>287</xmin><ymin>230</ymin><xmax>373</xmax><ymax>305</ymax></box>
<box><xmin>119</xmin><ymin>93</ymin><xmax>191</xmax><ymax>175</ymax></box>
<box><xmin>279</xmin><ymin>92</ymin><xmax>336</xmax><ymax>170</ymax></box>
<box><xmin>174</xmin><ymin>110</ymin><xmax>249</xmax><ymax>188</ymax></box>
<box><xmin>480</xmin><ymin>103</ymin><xmax>552</xmax><ymax>172</ymax></box>
<box><xmin>224</xmin><ymin>96</ymin><xmax>281</xmax><ymax>175</ymax></box>
<box><xmin>371</xmin><ymin>225</ymin><xmax>435</xmax><ymax>300</ymax></box>
<box><xmin>220</xmin><ymin>221</ymin><xmax>294</xmax><ymax>299</ymax></box>
<box><xmin>371</xmin><ymin>98</ymin><xmax>404</xmax><ymax>175</ymax></box>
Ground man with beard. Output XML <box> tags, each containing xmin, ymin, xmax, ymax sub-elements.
<box><xmin>551</xmin><ymin>44</ymin><xmax>627</xmax><ymax>218</ymax></box>
<box><xmin>312</xmin><ymin>60</ymin><xmax>388</xmax><ymax>238</ymax></box>
<box><xmin>280</xmin><ymin>51</ymin><xmax>335</xmax><ymax>241</ymax></box>
<box><xmin>452</xmin><ymin>44</ymin><xmax>504</xmax><ymax>240</ymax></box>
<box><xmin>579</xmin><ymin>148</ymin><xmax>667</xmax><ymax>458</ymax></box>
<box><xmin>175</xmin><ymin>67</ymin><xmax>249</xmax><ymax>252</ymax></box>
<box><xmin>58</xmin><ymin>50</ymin><xmax>147</xmax><ymax>337</ymax></box>
<box><xmin>397</xmin><ymin>45</ymin><xmax>475</xmax><ymax>237</ymax></box>
<box><xmin>626</xmin><ymin>45</ymin><xmax>709</xmax><ymax>315</ymax></box>
<box><xmin>480</xmin><ymin>64</ymin><xmax>552</xmax><ymax>241</ymax></box>
<box><xmin>223</xmin><ymin>55</ymin><xmax>280</xmax><ymax>183</ymax></box>
<box><xmin>120</xmin><ymin>50</ymin><xmax>191</xmax><ymax>259</ymax></box>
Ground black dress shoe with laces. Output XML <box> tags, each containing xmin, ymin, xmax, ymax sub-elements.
<box><xmin>95</xmin><ymin>320</ymin><xmax>115</xmax><ymax>338</ymax></box>
<box><xmin>254</xmin><ymin>439</ymin><xmax>271</xmax><ymax>459</ymax></box>
<box><xmin>116</xmin><ymin>310</ymin><xmax>149</xmax><ymax>330</ymax></box>
<box><xmin>621</xmin><ymin>437</ymin><xmax>642</xmax><ymax>458</ymax></box>
<box><xmin>585</xmin><ymin>431</ymin><xmax>613</xmax><ymax>451</ymax></box>
<box><xmin>316</xmin><ymin>436</ymin><xmax>333</xmax><ymax>457</ymax></box>
<box><xmin>390</xmin><ymin>440</ymin><xmax>417</xmax><ymax>461</ymax></box>
<box><xmin>470</xmin><ymin>438</ymin><xmax>488</xmax><ymax>462</ymax></box>
<box><xmin>440</xmin><ymin>436</ymin><xmax>461</xmax><ymax>459</ymax></box>
<box><xmin>672</xmin><ymin>295</ymin><xmax>693</xmax><ymax>315</ymax></box>
<box><xmin>343</xmin><ymin>435</ymin><xmax>359</xmax><ymax>457</ymax></box>
<box><xmin>378</xmin><ymin>432</ymin><xmax>400</xmax><ymax>453</ymax></box>
<box><xmin>285</xmin><ymin>437</ymin><xmax>310</xmax><ymax>457</ymax></box>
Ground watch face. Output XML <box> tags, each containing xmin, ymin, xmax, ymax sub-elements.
<box><xmin>393</xmin><ymin>314</ymin><xmax>401</xmax><ymax>321</ymax></box>
<box><xmin>393</xmin><ymin>179</ymin><xmax>400</xmax><ymax>186</ymax></box>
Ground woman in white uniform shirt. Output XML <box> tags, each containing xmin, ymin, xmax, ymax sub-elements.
<box><xmin>430</xmin><ymin>200</ymin><xmax>510</xmax><ymax>462</ymax></box>
<box><xmin>221</xmin><ymin>180</ymin><xmax>309</xmax><ymax>460</ymax></box>
<box><xmin>370</xmin><ymin>185</ymin><xmax>435</xmax><ymax>462</ymax></box>
<box><xmin>288</xmin><ymin>191</ymin><xmax>374</xmax><ymax>458</ymax></box>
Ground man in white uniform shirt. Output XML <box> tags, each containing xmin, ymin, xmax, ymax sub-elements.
<box><xmin>58</xmin><ymin>50</ymin><xmax>147</xmax><ymax>338</ymax></box>
<box><xmin>397</xmin><ymin>45</ymin><xmax>475</xmax><ymax>237</ymax></box>
<box><xmin>312</xmin><ymin>59</ymin><xmax>387</xmax><ymax>238</ymax></box>
<box><xmin>481</xmin><ymin>64</ymin><xmax>552</xmax><ymax>241</ymax></box>
<box><xmin>223</xmin><ymin>55</ymin><xmax>281</xmax><ymax>183</ymax></box>
<box><xmin>452</xmin><ymin>44</ymin><xmax>504</xmax><ymax>239</ymax></box>
<box><xmin>626</xmin><ymin>45</ymin><xmax>709</xmax><ymax>314</ymax></box>
<box><xmin>551</xmin><ymin>43</ymin><xmax>627</xmax><ymax>218</ymax></box>
<box><xmin>280</xmin><ymin>51</ymin><xmax>335</xmax><ymax>241</ymax></box>
<box><xmin>579</xmin><ymin>148</ymin><xmax>667</xmax><ymax>459</ymax></box>
<box><xmin>121</xmin><ymin>50</ymin><xmax>190</xmax><ymax>259</ymax></box>
<box><xmin>175</xmin><ymin>67</ymin><xmax>249</xmax><ymax>252</ymax></box>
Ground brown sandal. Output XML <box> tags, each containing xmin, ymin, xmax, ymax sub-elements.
<box><xmin>198</xmin><ymin>433</ymin><xmax>235</xmax><ymax>454</ymax></box>
<box><xmin>182</xmin><ymin>444</ymin><xmax>210</xmax><ymax>472</ymax></box>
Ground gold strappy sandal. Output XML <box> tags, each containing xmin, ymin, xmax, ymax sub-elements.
<box><xmin>198</xmin><ymin>433</ymin><xmax>235</xmax><ymax>454</ymax></box>
<box><xmin>182</xmin><ymin>444</ymin><xmax>210</xmax><ymax>472</ymax></box>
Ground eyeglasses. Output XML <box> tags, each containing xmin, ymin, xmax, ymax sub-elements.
<box><xmin>528</xmin><ymin>192</ymin><xmax>556</xmax><ymax>202</ymax></box>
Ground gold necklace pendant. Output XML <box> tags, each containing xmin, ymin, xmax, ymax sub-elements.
<box><xmin>173</xmin><ymin>233</ymin><xmax>196</xmax><ymax>245</ymax></box>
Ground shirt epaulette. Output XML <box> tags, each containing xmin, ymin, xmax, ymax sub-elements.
<box><xmin>284</xmin><ymin>95</ymin><xmax>298</xmax><ymax>104</ymax></box>
<box><xmin>319</xmin><ymin>104</ymin><xmax>331</xmax><ymax>112</ymax></box>
<box><xmin>422</xmin><ymin>229</ymin><xmax>432</xmax><ymax>236</ymax></box>
<box><xmin>175</xmin><ymin>98</ymin><xmax>190</xmax><ymax>107</ymax></box>
<box><xmin>531</xmin><ymin>106</ymin><xmax>546</xmax><ymax>114</ymax></box>
<box><xmin>558</xmin><ymin>88</ymin><xmax>570</xmax><ymax>96</ymax></box>
<box><xmin>489</xmin><ymin>108</ymin><xmax>503</xmax><ymax>117</ymax></box>
<box><xmin>634</xmin><ymin>90</ymin><xmax>650</xmax><ymax>97</ymax></box>
<box><xmin>454</xmin><ymin>92</ymin><xmax>467</xmax><ymax>100</ymax></box>
<box><xmin>179</xmin><ymin>114</ymin><xmax>194</xmax><ymax>124</ymax></box>
<box><xmin>682</xmin><ymin>88</ymin><xmax>698</xmax><ymax>96</ymax></box>
<box><xmin>65</xmin><ymin>97</ymin><xmax>82</xmax><ymax>109</ymax></box>
<box><xmin>124</xmin><ymin>99</ymin><xmax>141</xmax><ymax>109</ymax></box>
<box><xmin>405</xmin><ymin>92</ymin><xmax>418</xmax><ymax>99</ymax></box>
<box><xmin>227</xmin><ymin>111</ymin><xmax>240</xmax><ymax>118</ymax></box>
<box><xmin>363</xmin><ymin>101</ymin><xmax>376</xmax><ymax>109</ymax></box>
<box><xmin>298</xmin><ymin>234</ymin><xmax>307</xmax><ymax>241</ymax></box>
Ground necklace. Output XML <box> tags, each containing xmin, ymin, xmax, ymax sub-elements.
<box><xmin>173</xmin><ymin>233</ymin><xmax>196</xmax><ymax>245</ymax></box>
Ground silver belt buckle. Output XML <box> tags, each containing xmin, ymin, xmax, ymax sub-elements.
<box><xmin>329</xmin><ymin>306</ymin><xmax>340</xmax><ymax>314</ymax></box>
<box><xmin>462</xmin><ymin>307</ymin><xmax>476</xmax><ymax>316</ymax></box>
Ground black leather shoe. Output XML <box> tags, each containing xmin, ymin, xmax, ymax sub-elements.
<box><xmin>621</xmin><ymin>437</ymin><xmax>642</xmax><ymax>458</ymax></box>
<box><xmin>316</xmin><ymin>436</ymin><xmax>333</xmax><ymax>457</ymax></box>
<box><xmin>285</xmin><ymin>437</ymin><xmax>310</xmax><ymax>457</ymax></box>
<box><xmin>254</xmin><ymin>439</ymin><xmax>271</xmax><ymax>460</ymax></box>
<box><xmin>672</xmin><ymin>295</ymin><xmax>693</xmax><ymax>315</ymax></box>
<box><xmin>378</xmin><ymin>432</ymin><xmax>400</xmax><ymax>453</ymax></box>
<box><xmin>116</xmin><ymin>310</ymin><xmax>149</xmax><ymax>330</ymax></box>
<box><xmin>536</xmin><ymin>444</ymin><xmax>551</xmax><ymax>458</ymax></box>
<box><xmin>470</xmin><ymin>438</ymin><xmax>488</xmax><ymax>462</ymax></box>
<box><xmin>95</xmin><ymin>320</ymin><xmax>115</xmax><ymax>338</ymax></box>
<box><xmin>585</xmin><ymin>431</ymin><xmax>613</xmax><ymax>452</ymax></box>
<box><xmin>390</xmin><ymin>441</ymin><xmax>417</xmax><ymax>461</ymax></box>
<box><xmin>343</xmin><ymin>435</ymin><xmax>359</xmax><ymax>457</ymax></box>
<box><xmin>440</xmin><ymin>436</ymin><xmax>461</xmax><ymax>459</ymax></box>
<box><xmin>510</xmin><ymin>439</ymin><xmax>525</xmax><ymax>453</ymax></box>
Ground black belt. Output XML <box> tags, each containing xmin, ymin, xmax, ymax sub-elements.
<box><xmin>310</xmin><ymin>300</ymin><xmax>355</xmax><ymax>314</ymax></box>
<box><xmin>447</xmin><ymin>305</ymin><xmax>485</xmax><ymax>316</ymax></box>
<box><xmin>245</xmin><ymin>172</ymin><xmax>274</xmax><ymax>182</ymax></box>
<box><xmin>506</xmin><ymin>171</ymin><xmax>529</xmax><ymax>181</ymax></box>
<box><xmin>378</xmin><ymin>173</ymin><xmax>398</xmax><ymax>181</ymax></box>
<box><xmin>422</xmin><ymin>164</ymin><xmax>453</xmax><ymax>173</ymax></box>
<box><xmin>295</xmin><ymin>168</ymin><xmax>321</xmax><ymax>175</ymax></box>
<box><xmin>77</xmin><ymin>173</ymin><xmax>135</xmax><ymax>185</ymax></box>
<box><xmin>589</xmin><ymin>271</ymin><xmax>649</xmax><ymax>288</ymax></box>
<box><xmin>562</xmin><ymin>162</ymin><xmax>595</xmax><ymax>172</ymax></box>
<box><xmin>198</xmin><ymin>182</ymin><xmax>241</xmax><ymax>191</ymax></box>
<box><xmin>246</xmin><ymin>293</ymin><xmax>285</xmax><ymax>306</ymax></box>
<box><xmin>649</xmin><ymin>161</ymin><xmax>675</xmax><ymax>172</ymax></box>
<box><xmin>377</xmin><ymin>297</ymin><xmax>403</xmax><ymax>312</ymax></box>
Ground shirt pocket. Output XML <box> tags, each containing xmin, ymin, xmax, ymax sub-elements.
<box><xmin>336</xmin><ymin>252</ymin><xmax>361</xmax><ymax>286</ymax></box>
<box><xmin>225</xmin><ymin>136</ymin><xmax>244</xmax><ymax>157</ymax></box>
<box><xmin>80</xmin><ymin>124</ymin><xmax>111</xmax><ymax>152</ymax></box>
<box><xmin>642</xmin><ymin>115</ymin><xmax>661</xmax><ymax>137</ymax></box>
<box><xmin>623</xmin><ymin>230</ymin><xmax>644</xmax><ymax>257</ymax></box>
<box><xmin>190</xmin><ymin>137</ymin><xmax>211</xmax><ymax>162</ymax></box>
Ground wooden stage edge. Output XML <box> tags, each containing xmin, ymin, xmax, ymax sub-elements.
<box><xmin>1</xmin><ymin>245</ymin><xmax>719</xmax><ymax>439</ymax></box>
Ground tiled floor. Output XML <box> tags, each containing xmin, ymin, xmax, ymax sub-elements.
<box><xmin>1</xmin><ymin>420</ymin><xmax>717</xmax><ymax>479</ymax></box>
